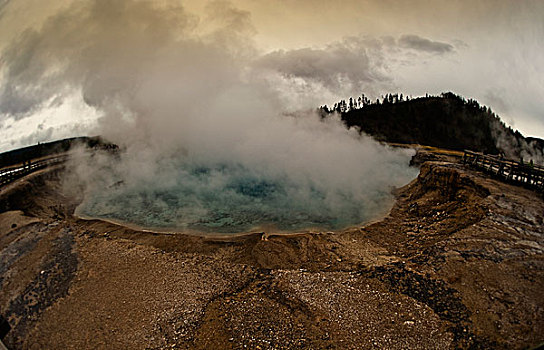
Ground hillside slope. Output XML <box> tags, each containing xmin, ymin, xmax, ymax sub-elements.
<box><xmin>321</xmin><ymin>92</ymin><xmax>544</xmax><ymax>164</ymax></box>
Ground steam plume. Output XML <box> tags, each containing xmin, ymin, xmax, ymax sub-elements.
<box><xmin>2</xmin><ymin>0</ymin><xmax>418</xmax><ymax>232</ymax></box>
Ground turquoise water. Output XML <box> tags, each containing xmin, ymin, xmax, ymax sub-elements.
<box><xmin>79</xmin><ymin>161</ymin><xmax>409</xmax><ymax>234</ymax></box>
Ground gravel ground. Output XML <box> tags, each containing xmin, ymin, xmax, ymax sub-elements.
<box><xmin>0</xmin><ymin>156</ymin><xmax>543</xmax><ymax>349</ymax></box>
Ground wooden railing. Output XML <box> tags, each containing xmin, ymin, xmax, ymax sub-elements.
<box><xmin>0</xmin><ymin>155</ymin><xmax>68</xmax><ymax>188</ymax></box>
<box><xmin>463</xmin><ymin>150</ymin><xmax>544</xmax><ymax>193</ymax></box>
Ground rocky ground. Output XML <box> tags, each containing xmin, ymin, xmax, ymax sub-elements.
<box><xmin>0</xmin><ymin>150</ymin><xmax>543</xmax><ymax>349</ymax></box>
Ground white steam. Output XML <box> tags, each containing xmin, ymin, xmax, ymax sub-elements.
<box><xmin>72</xmin><ymin>113</ymin><xmax>416</xmax><ymax>232</ymax></box>
<box><xmin>3</xmin><ymin>0</ymin><xmax>418</xmax><ymax>233</ymax></box>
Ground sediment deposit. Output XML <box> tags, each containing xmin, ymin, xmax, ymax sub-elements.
<box><xmin>0</xmin><ymin>153</ymin><xmax>543</xmax><ymax>349</ymax></box>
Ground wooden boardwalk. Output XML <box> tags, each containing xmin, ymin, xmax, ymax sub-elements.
<box><xmin>0</xmin><ymin>155</ymin><xmax>68</xmax><ymax>188</ymax></box>
<box><xmin>463</xmin><ymin>150</ymin><xmax>544</xmax><ymax>193</ymax></box>
<box><xmin>1</xmin><ymin>149</ymin><xmax>542</xmax><ymax>194</ymax></box>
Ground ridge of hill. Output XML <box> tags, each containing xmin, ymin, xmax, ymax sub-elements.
<box><xmin>0</xmin><ymin>136</ymin><xmax>117</xmax><ymax>169</ymax></box>
<box><xmin>320</xmin><ymin>92</ymin><xmax>544</xmax><ymax>165</ymax></box>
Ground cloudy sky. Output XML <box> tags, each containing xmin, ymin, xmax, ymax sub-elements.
<box><xmin>0</xmin><ymin>0</ymin><xmax>543</xmax><ymax>152</ymax></box>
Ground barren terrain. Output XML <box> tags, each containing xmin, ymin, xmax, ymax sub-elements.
<box><xmin>0</xmin><ymin>150</ymin><xmax>543</xmax><ymax>349</ymax></box>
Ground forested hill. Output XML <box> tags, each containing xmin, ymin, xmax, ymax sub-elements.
<box><xmin>320</xmin><ymin>92</ymin><xmax>544</xmax><ymax>164</ymax></box>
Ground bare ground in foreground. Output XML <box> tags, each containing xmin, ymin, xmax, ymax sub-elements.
<box><xmin>0</xmin><ymin>151</ymin><xmax>543</xmax><ymax>349</ymax></box>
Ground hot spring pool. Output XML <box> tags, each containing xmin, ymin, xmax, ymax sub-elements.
<box><xmin>76</xmin><ymin>160</ymin><xmax>418</xmax><ymax>234</ymax></box>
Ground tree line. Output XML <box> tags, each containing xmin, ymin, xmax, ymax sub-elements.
<box><xmin>318</xmin><ymin>91</ymin><xmax>544</xmax><ymax>163</ymax></box>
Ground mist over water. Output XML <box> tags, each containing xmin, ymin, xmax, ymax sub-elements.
<box><xmin>77</xmin><ymin>156</ymin><xmax>414</xmax><ymax>233</ymax></box>
<box><xmin>1</xmin><ymin>0</ymin><xmax>419</xmax><ymax>233</ymax></box>
<box><xmin>73</xmin><ymin>113</ymin><xmax>418</xmax><ymax>233</ymax></box>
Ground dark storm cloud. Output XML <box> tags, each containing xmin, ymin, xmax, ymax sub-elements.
<box><xmin>254</xmin><ymin>34</ymin><xmax>456</xmax><ymax>99</ymax></box>
<box><xmin>398</xmin><ymin>34</ymin><xmax>454</xmax><ymax>54</ymax></box>
<box><xmin>0</xmin><ymin>0</ymin><xmax>8</xmax><ymax>13</ymax></box>
<box><xmin>255</xmin><ymin>45</ymin><xmax>390</xmax><ymax>92</ymax></box>
<box><xmin>0</xmin><ymin>29</ymin><xmax>49</xmax><ymax>116</ymax></box>
<box><xmin>0</xmin><ymin>0</ymin><xmax>198</xmax><ymax>119</ymax></box>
